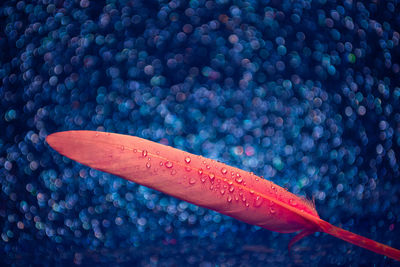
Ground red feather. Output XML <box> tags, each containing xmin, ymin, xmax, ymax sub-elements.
<box><xmin>46</xmin><ymin>130</ymin><xmax>400</xmax><ymax>261</ymax></box>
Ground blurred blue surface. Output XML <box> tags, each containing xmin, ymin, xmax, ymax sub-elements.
<box><xmin>1</xmin><ymin>0</ymin><xmax>400</xmax><ymax>265</ymax></box>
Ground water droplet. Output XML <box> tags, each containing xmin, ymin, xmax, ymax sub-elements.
<box><xmin>250</xmin><ymin>190</ymin><xmax>254</xmax><ymax>194</ymax></box>
<box><xmin>189</xmin><ymin>177</ymin><xmax>196</xmax><ymax>185</ymax></box>
<box><xmin>159</xmin><ymin>161</ymin><xmax>163</xmax><ymax>166</ymax></box>
<box><xmin>95</xmin><ymin>132</ymin><xmax>99</xmax><ymax>137</ymax></box>
<box><xmin>220</xmin><ymin>189</ymin><xmax>225</xmax><ymax>195</ymax></box>
<box><xmin>185</xmin><ymin>156</ymin><xmax>191</xmax><ymax>164</ymax></box>
<box><xmin>121</xmin><ymin>145</ymin><xmax>125</xmax><ymax>151</ymax></box>
<box><xmin>228</xmin><ymin>180</ymin><xmax>233</xmax><ymax>185</ymax></box>
<box><xmin>185</xmin><ymin>166</ymin><xmax>191</xmax><ymax>172</ymax></box>
<box><xmin>133</xmin><ymin>149</ymin><xmax>137</xmax><ymax>153</ymax></box>
<box><xmin>229</xmin><ymin>186</ymin><xmax>235</xmax><ymax>193</ymax></box>
<box><xmin>242</xmin><ymin>196</ymin><xmax>246</xmax><ymax>202</ymax></box>
<box><xmin>208</xmin><ymin>173</ymin><xmax>215</xmax><ymax>182</ymax></box>
<box><xmin>171</xmin><ymin>169</ymin><xmax>176</xmax><ymax>175</ymax></box>
<box><xmin>235</xmin><ymin>174</ymin><xmax>243</xmax><ymax>183</ymax></box>
<box><xmin>202</xmin><ymin>160</ymin><xmax>206</xmax><ymax>164</ymax></box>
<box><xmin>255</xmin><ymin>177</ymin><xmax>259</xmax><ymax>181</ymax></box>
<box><xmin>198</xmin><ymin>168</ymin><xmax>203</xmax><ymax>175</ymax></box>
<box><xmin>271</xmin><ymin>185</ymin><xmax>276</xmax><ymax>191</ymax></box>
<box><xmin>156</xmin><ymin>151</ymin><xmax>160</xmax><ymax>155</ymax></box>
<box><xmin>289</xmin><ymin>199</ymin><xmax>297</xmax><ymax>206</ymax></box>
<box><xmin>227</xmin><ymin>196</ymin><xmax>232</xmax><ymax>203</ymax></box>
<box><xmin>269</xmin><ymin>207</ymin><xmax>276</xmax><ymax>214</ymax></box>
<box><xmin>221</xmin><ymin>168</ymin><xmax>227</xmax><ymax>174</ymax></box>
<box><xmin>206</xmin><ymin>165</ymin><xmax>210</xmax><ymax>169</ymax></box>
<box><xmin>200</xmin><ymin>176</ymin><xmax>206</xmax><ymax>183</ymax></box>
<box><xmin>235</xmin><ymin>195</ymin><xmax>239</xmax><ymax>201</ymax></box>
<box><xmin>253</xmin><ymin>196</ymin><xmax>263</xmax><ymax>207</ymax></box>
<box><xmin>165</xmin><ymin>161</ymin><xmax>173</xmax><ymax>168</ymax></box>
<box><xmin>245</xmin><ymin>203</ymin><xmax>250</xmax><ymax>207</ymax></box>
<box><xmin>146</xmin><ymin>162</ymin><xmax>151</xmax><ymax>169</ymax></box>
<box><xmin>142</xmin><ymin>150</ymin><xmax>147</xmax><ymax>157</ymax></box>
<box><xmin>209</xmin><ymin>185</ymin><xmax>214</xmax><ymax>190</ymax></box>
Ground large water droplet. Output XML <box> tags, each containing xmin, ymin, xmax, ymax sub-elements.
<box><xmin>253</xmin><ymin>196</ymin><xmax>263</xmax><ymax>207</ymax></box>
<box><xmin>221</xmin><ymin>167</ymin><xmax>227</xmax><ymax>175</ymax></box>
<box><xmin>227</xmin><ymin>196</ymin><xmax>232</xmax><ymax>203</ymax></box>
<box><xmin>185</xmin><ymin>156</ymin><xmax>191</xmax><ymax>164</ymax></box>
<box><xmin>235</xmin><ymin>174</ymin><xmax>243</xmax><ymax>183</ymax></box>
<box><xmin>189</xmin><ymin>177</ymin><xmax>196</xmax><ymax>184</ymax></box>
<box><xmin>208</xmin><ymin>173</ymin><xmax>215</xmax><ymax>182</ymax></box>
<box><xmin>146</xmin><ymin>162</ymin><xmax>151</xmax><ymax>169</ymax></box>
<box><xmin>142</xmin><ymin>150</ymin><xmax>148</xmax><ymax>157</ymax></box>
<box><xmin>165</xmin><ymin>161</ymin><xmax>173</xmax><ymax>168</ymax></box>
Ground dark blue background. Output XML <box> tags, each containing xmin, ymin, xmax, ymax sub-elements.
<box><xmin>1</xmin><ymin>0</ymin><xmax>400</xmax><ymax>265</ymax></box>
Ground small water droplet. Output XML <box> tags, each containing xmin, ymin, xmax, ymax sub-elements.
<box><xmin>227</xmin><ymin>196</ymin><xmax>232</xmax><ymax>203</ymax></box>
<box><xmin>121</xmin><ymin>145</ymin><xmax>125</xmax><ymax>151</ymax></box>
<box><xmin>289</xmin><ymin>199</ymin><xmax>297</xmax><ymax>206</ymax></box>
<box><xmin>146</xmin><ymin>162</ymin><xmax>151</xmax><ymax>169</ymax></box>
<box><xmin>229</xmin><ymin>186</ymin><xmax>235</xmax><ymax>193</ymax></box>
<box><xmin>253</xmin><ymin>196</ymin><xmax>263</xmax><ymax>207</ymax></box>
<box><xmin>142</xmin><ymin>150</ymin><xmax>147</xmax><ymax>157</ymax></box>
<box><xmin>189</xmin><ymin>177</ymin><xmax>196</xmax><ymax>184</ymax></box>
<box><xmin>133</xmin><ymin>149</ymin><xmax>137</xmax><ymax>153</ymax></box>
<box><xmin>242</xmin><ymin>196</ymin><xmax>246</xmax><ymax>202</ymax></box>
<box><xmin>269</xmin><ymin>207</ymin><xmax>276</xmax><ymax>214</ymax></box>
<box><xmin>202</xmin><ymin>160</ymin><xmax>206</xmax><ymax>164</ymax></box>
<box><xmin>170</xmin><ymin>169</ymin><xmax>176</xmax><ymax>175</ymax></box>
<box><xmin>198</xmin><ymin>168</ymin><xmax>203</xmax><ymax>175</ymax></box>
<box><xmin>208</xmin><ymin>173</ymin><xmax>215</xmax><ymax>182</ymax></box>
<box><xmin>185</xmin><ymin>156</ymin><xmax>191</xmax><ymax>164</ymax></box>
<box><xmin>209</xmin><ymin>185</ymin><xmax>214</xmax><ymax>190</ymax></box>
<box><xmin>95</xmin><ymin>132</ymin><xmax>99</xmax><ymax>137</ymax></box>
<box><xmin>159</xmin><ymin>161</ymin><xmax>163</xmax><ymax>166</ymax></box>
<box><xmin>228</xmin><ymin>180</ymin><xmax>233</xmax><ymax>185</ymax></box>
<box><xmin>245</xmin><ymin>203</ymin><xmax>249</xmax><ymax>207</ymax></box>
<box><xmin>271</xmin><ymin>185</ymin><xmax>276</xmax><ymax>191</ymax></box>
<box><xmin>250</xmin><ymin>190</ymin><xmax>254</xmax><ymax>194</ymax></box>
<box><xmin>206</xmin><ymin>165</ymin><xmax>210</xmax><ymax>169</ymax></box>
<box><xmin>185</xmin><ymin>166</ymin><xmax>191</xmax><ymax>172</ymax></box>
<box><xmin>165</xmin><ymin>161</ymin><xmax>173</xmax><ymax>168</ymax></box>
<box><xmin>220</xmin><ymin>189</ymin><xmax>225</xmax><ymax>195</ymax></box>
<box><xmin>239</xmin><ymin>191</ymin><xmax>243</xmax><ymax>197</ymax></box>
<box><xmin>221</xmin><ymin>168</ymin><xmax>227</xmax><ymax>174</ymax></box>
<box><xmin>235</xmin><ymin>174</ymin><xmax>243</xmax><ymax>183</ymax></box>
<box><xmin>156</xmin><ymin>151</ymin><xmax>160</xmax><ymax>155</ymax></box>
<box><xmin>255</xmin><ymin>177</ymin><xmax>259</xmax><ymax>181</ymax></box>
<box><xmin>200</xmin><ymin>176</ymin><xmax>207</xmax><ymax>183</ymax></box>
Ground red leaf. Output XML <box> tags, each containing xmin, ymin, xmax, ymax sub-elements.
<box><xmin>46</xmin><ymin>131</ymin><xmax>400</xmax><ymax>261</ymax></box>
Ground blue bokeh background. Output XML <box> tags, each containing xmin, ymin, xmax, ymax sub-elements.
<box><xmin>1</xmin><ymin>0</ymin><xmax>400</xmax><ymax>265</ymax></box>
